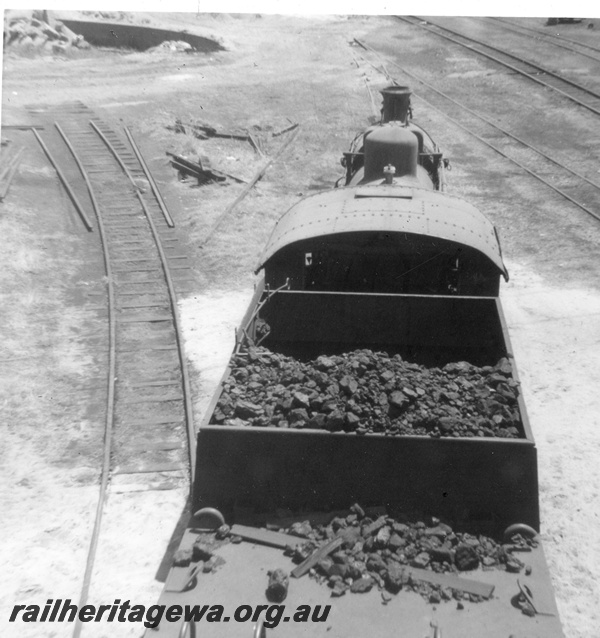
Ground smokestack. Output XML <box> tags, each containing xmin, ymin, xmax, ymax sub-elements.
<box><xmin>380</xmin><ymin>85</ymin><xmax>412</xmax><ymax>124</ymax></box>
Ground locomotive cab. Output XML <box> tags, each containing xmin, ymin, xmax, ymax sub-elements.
<box><xmin>259</xmin><ymin>86</ymin><xmax>506</xmax><ymax>297</ymax></box>
<box><xmin>258</xmin><ymin>186</ymin><xmax>507</xmax><ymax>297</ymax></box>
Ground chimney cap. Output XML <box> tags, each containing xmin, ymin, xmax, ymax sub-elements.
<box><xmin>380</xmin><ymin>85</ymin><xmax>412</xmax><ymax>97</ymax></box>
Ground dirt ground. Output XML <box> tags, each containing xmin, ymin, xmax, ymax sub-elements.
<box><xmin>1</xmin><ymin>10</ymin><xmax>599</xmax><ymax>638</ymax></box>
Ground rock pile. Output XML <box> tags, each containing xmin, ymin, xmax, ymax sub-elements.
<box><xmin>5</xmin><ymin>15</ymin><xmax>90</xmax><ymax>53</ymax></box>
<box><xmin>279</xmin><ymin>507</ymin><xmax>536</xmax><ymax>601</ymax></box>
<box><xmin>212</xmin><ymin>347</ymin><xmax>523</xmax><ymax>438</ymax></box>
<box><xmin>148</xmin><ymin>40</ymin><xmax>194</xmax><ymax>53</ymax></box>
<box><xmin>81</xmin><ymin>11</ymin><xmax>135</xmax><ymax>22</ymax></box>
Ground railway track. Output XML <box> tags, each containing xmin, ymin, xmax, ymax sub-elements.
<box><xmin>482</xmin><ymin>16</ymin><xmax>600</xmax><ymax>63</ymax></box>
<box><xmin>28</xmin><ymin>101</ymin><xmax>197</xmax><ymax>636</ymax></box>
<box><xmin>490</xmin><ymin>16</ymin><xmax>600</xmax><ymax>58</ymax></box>
<box><xmin>398</xmin><ymin>16</ymin><xmax>600</xmax><ymax>118</ymax></box>
<box><xmin>354</xmin><ymin>40</ymin><xmax>600</xmax><ymax>223</ymax></box>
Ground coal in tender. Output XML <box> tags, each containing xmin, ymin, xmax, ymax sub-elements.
<box><xmin>275</xmin><ymin>508</ymin><xmax>537</xmax><ymax>602</ymax></box>
<box><xmin>212</xmin><ymin>347</ymin><xmax>523</xmax><ymax>439</ymax></box>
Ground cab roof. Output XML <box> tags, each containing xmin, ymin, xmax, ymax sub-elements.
<box><xmin>256</xmin><ymin>184</ymin><xmax>508</xmax><ymax>279</ymax></box>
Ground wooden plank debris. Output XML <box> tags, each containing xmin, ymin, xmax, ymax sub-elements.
<box><xmin>406</xmin><ymin>567</ymin><xmax>495</xmax><ymax>599</ymax></box>
<box><xmin>247</xmin><ymin>130</ymin><xmax>265</xmax><ymax>156</ymax></box>
<box><xmin>130</xmin><ymin>379</ymin><xmax>180</xmax><ymax>388</ymax></box>
<box><xmin>291</xmin><ymin>536</ymin><xmax>344</xmax><ymax>579</ymax></box>
<box><xmin>167</xmin><ymin>151</ymin><xmax>246</xmax><ymax>185</ymax></box>
<box><xmin>118</xmin><ymin>314</ymin><xmax>173</xmax><ymax>323</ymax></box>
<box><xmin>168</xmin><ymin>119</ymin><xmax>250</xmax><ymax>142</ymax></box>
<box><xmin>273</xmin><ymin>122</ymin><xmax>299</xmax><ymax>137</ymax></box>
<box><xmin>113</xmin><ymin>462</ymin><xmax>183</xmax><ymax>475</ymax></box>
<box><xmin>230</xmin><ymin>524</ymin><xmax>303</xmax><ymax>549</ymax></box>
<box><xmin>167</xmin><ymin>152</ymin><xmax>224</xmax><ymax>184</ymax></box>
<box><xmin>127</xmin><ymin>440</ymin><xmax>182</xmax><ymax>451</ymax></box>
<box><xmin>128</xmin><ymin>416</ymin><xmax>183</xmax><ymax>426</ymax></box>
<box><xmin>109</xmin><ymin>482</ymin><xmax>179</xmax><ymax>493</ymax></box>
<box><xmin>121</xmin><ymin>394</ymin><xmax>183</xmax><ymax>404</ymax></box>
<box><xmin>200</xmin><ymin>125</ymin><xmax>301</xmax><ymax>246</ymax></box>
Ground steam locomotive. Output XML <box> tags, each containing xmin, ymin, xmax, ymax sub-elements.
<box><xmin>147</xmin><ymin>85</ymin><xmax>564</xmax><ymax>638</ymax></box>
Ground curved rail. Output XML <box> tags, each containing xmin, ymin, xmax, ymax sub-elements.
<box><xmin>124</xmin><ymin>126</ymin><xmax>175</xmax><ymax>228</ymax></box>
<box><xmin>398</xmin><ymin>16</ymin><xmax>600</xmax><ymax>118</ymax></box>
<box><xmin>491</xmin><ymin>16</ymin><xmax>600</xmax><ymax>57</ymax></box>
<box><xmin>50</xmin><ymin>116</ymin><xmax>197</xmax><ymax>638</ymax></box>
<box><xmin>89</xmin><ymin>120</ymin><xmax>142</xmax><ymax>190</ymax></box>
<box><xmin>56</xmin><ymin>123</ymin><xmax>118</xmax><ymax>638</ymax></box>
<box><xmin>354</xmin><ymin>39</ymin><xmax>600</xmax><ymax>223</ymax></box>
<box><xmin>0</xmin><ymin>146</ymin><xmax>25</xmax><ymax>182</ymax></box>
<box><xmin>0</xmin><ymin>147</ymin><xmax>25</xmax><ymax>201</ymax></box>
<box><xmin>85</xmin><ymin>122</ymin><xmax>196</xmax><ymax>485</ymax></box>
<box><xmin>31</xmin><ymin>128</ymin><xmax>94</xmax><ymax>231</ymax></box>
<box><xmin>482</xmin><ymin>16</ymin><xmax>600</xmax><ymax>63</ymax></box>
<box><xmin>136</xmin><ymin>189</ymin><xmax>196</xmax><ymax>483</ymax></box>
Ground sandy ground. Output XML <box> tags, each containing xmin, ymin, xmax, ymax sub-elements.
<box><xmin>501</xmin><ymin>264</ymin><xmax>600</xmax><ymax>636</ymax></box>
<box><xmin>1</xmin><ymin>11</ymin><xmax>599</xmax><ymax>638</ymax></box>
<box><xmin>180</xmin><ymin>290</ymin><xmax>255</xmax><ymax>417</ymax></box>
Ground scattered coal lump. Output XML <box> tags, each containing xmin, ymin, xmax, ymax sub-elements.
<box><xmin>279</xmin><ymin>510</ymin><xmax>536</xmax><ymax>601</ymax></box>
<box><xmin>212</xmin><ymin>347</ymin><xmax>522</xmax><ymax>438</ymax></box>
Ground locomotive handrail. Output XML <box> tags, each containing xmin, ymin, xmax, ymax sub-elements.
<box><xmin>235</xmin><ymin>279</ymin><xmax>290</xmax><ymax>352</ymax></box>
<box><xmin>253</xmin><ymin>612</ymin><xmax>267</xmax><ymax>638</ymax></box>
<box><xmin>252</xmin><ymin>289</ymin><xmax>498</xmax><ymax>300</ymax></box>
<box><xmin>178</xmin><ymin>621</ymin><xmax>197</xmax><ymax>638</ymax></box>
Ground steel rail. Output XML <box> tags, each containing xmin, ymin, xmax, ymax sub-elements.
<box><xmin>124</xmin><ymin>126</ymin><xmax>175</xmax><ymax>228</ymax></box>
<box><xmin>491</xmin><ymin>16</ymin><xmax>600</xmax><ymax>56</ymax></box>
<box><xmin>0</xmin><ymin>147</ymin><xmax>25</xmax><ymax>201</ymax></box>
<box><xmin>57</xmin><ymin>120</ymin><xmax>195</xmax><ymax>637</ymax></box>
<box><xmin>136</xmin><ymin>189</ymin><xmax>196</xmax><ymax>485</ymax></box>
<box><xmin>0</xmin><ymin>146</ymin><xmax>25</xmax><ymax>182</ymax></box>
<box><xmin>354</xmin><ymin>40</ymin><xmax>600</xmax><ymax>223</ymax></box>
<box><xmin>481</xmin><ymin>16</ymin><xmax>600</xmax><ymax>63</ymax></box>
<box><xmin>31</xmin><ymin>128</ymin><xmax>94</xmax><ymax>231</ymax></box>
<box><xmin>89</xmin><ymin>123</ymin><xmax>196</xmax><ymax>483</ymax></box>
<box><xmin>353</xmin><ymin>40</ymin><xmax>600</xmax><ymax>196</ymax></box>
<box><xmin>56</xmin><ymin>126</ymin><xmax>118</xmax><ymax>638</ymax></box>
<box><xmin>0</xmin><ymin>160</ymin><xmax>22</xmax><ymax>201</ymax></box>
<box><xmin>398</xmin><ymin>16</ymin><xmax>600</xmax><ymax>118</ymax></box>
<box><xmin>89</xmin><ymin>120</ymin><xmax>142</xmax><ymax>192</ymax></box>
<box><xmin>406</xmin><ymin>15</ymin><xmax>600</xmax><ymax>100</ymax></box>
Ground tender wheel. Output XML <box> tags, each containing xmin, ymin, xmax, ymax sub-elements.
<box><xmin>503</xmin><ymin>523</ymin><xmax>538</xmax><ymax>542</ymax></box>
<box><xmin>192</xmin><ymin>507</ymin><xmax>225</xmax><ymax>531</ymax></box>
<box><xmin>253</xmin><ymin>611</ymin><xmax>267</xmax><ymax>638</ymax></box>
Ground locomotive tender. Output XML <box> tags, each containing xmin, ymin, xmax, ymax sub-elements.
<box><xmin>148</xmin><ymin>86</ymin><xmax>564</xmax><ymax>638</ymax></box>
